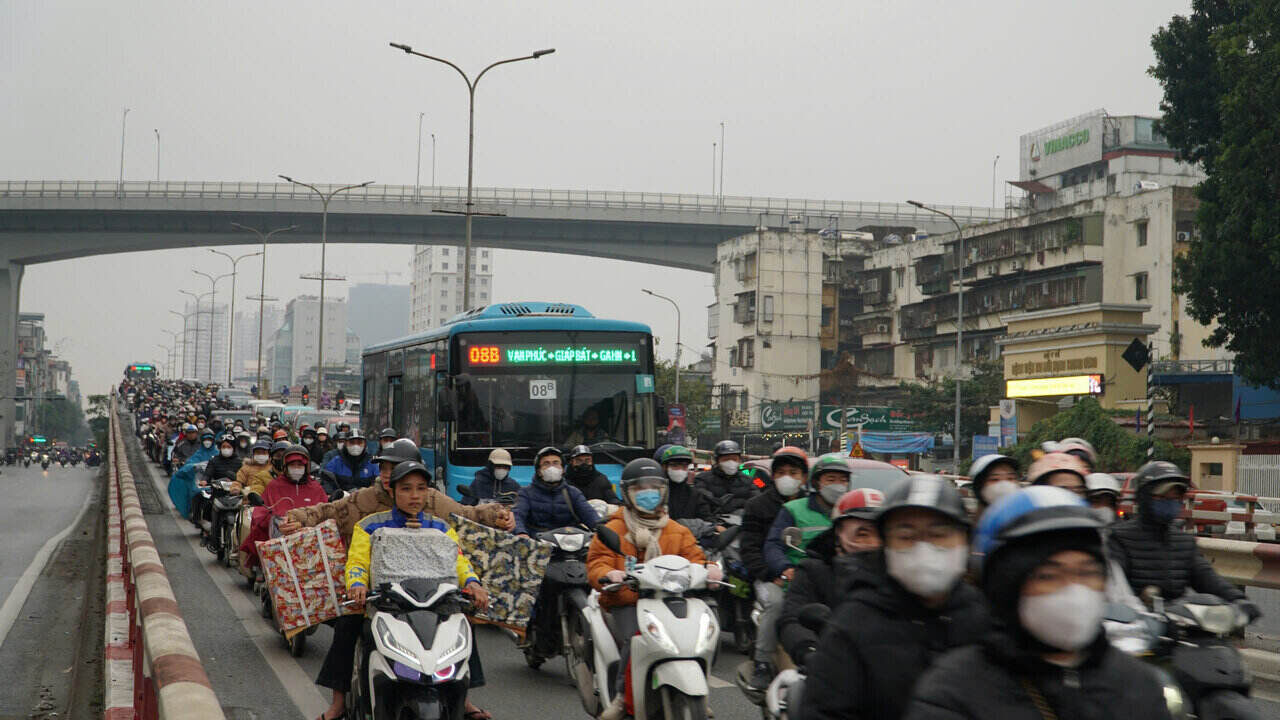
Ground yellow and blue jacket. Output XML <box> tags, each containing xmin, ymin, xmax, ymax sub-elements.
<box><xmin>345</xmin><ymin>508</ymin><xmax>479</xmax><ymax>590</ymax></box>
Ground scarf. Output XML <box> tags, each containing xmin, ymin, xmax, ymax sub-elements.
<box><xmin>623</xmin><ymin>507</ymin><xmax>671</xmax><ymax>561</ymax></box>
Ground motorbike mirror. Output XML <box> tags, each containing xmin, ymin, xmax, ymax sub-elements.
<box><xmin>1102</xmin><ymin>602</ymin><xmax>1139</xmax><ymax>624</ymax></box>
<box><xmin>798</xmin><ymin>603</ymin><xmax>832</xmax><ymax>632</ymax></box>
<box><xmin>457</xmin><ymin>484</ymin><xmax>475</xmax><ymax>499</ymax></box>
<box><xmin>595</xmin><ymin>524</ymin><xmax>623</xmax><ymax>554</ymax></box>
<box><xmin>782</xmin><ymin>526</ymin><xmax>804</xmax><ymax>551</ymax></box>
<box><xmin>711</xmin><ymin>524</ymin><xmax>742</xmax><ymax>551</ymax></box>
<box><xmin>1141</xmin><ymin>585</ymin><xmax>1164</xmax><ymax>613</ymax></box>
<box><xmin>247</xmin><ymin>492</ymin><xmax>265</xmax><ymax>507</ymax></box>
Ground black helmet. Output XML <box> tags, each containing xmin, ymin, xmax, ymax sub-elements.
<box><xmin>346</xmin><ymin>429</ymin><xmax>366</xmax><ymax>442</ymax></box>
<box><xmin>389</xmin><ymin>460</ymin><xmax>432</xmax><ymax>488</ymax></box>
<box><xmin>379</xmin><ymin>427</ymin><xmax>397</xmax><ymax>440</ymax></box>
<box><xmin>566</xmin><ymin>444</ymin><xmax>593</xmax><ymax>461</ymax></box>
<box><xmin>1133</xmin><ymin>460</ymin><xmax>1189</xmax><ymax>496</ymax></box>
<box><xmin>301</xmin><ymin>426</ymin><xmax>317</xmax><ymax>438</ymax></box>
<box><xmin>374</xmin><ymin>438</ymin><xmax>421</xmax><ymax>465</ymax></box>
<box><xmin>714</xmin><ymin>440</ymin><xmax>743</xmax><ymax>458</ymax></box>
<box><xmin>216</xmin><ymin>432</ymin><xmax>236</xmax><ymax>446</ymax></box>
<box><xmin>876</xmin><ymin>474</ymin><xmax>967</xmax><ymax>534</ymax></box>
<box><xmin>620</xmin><ymin>457</ymin><xmax>668</xmax><ymax>511</ymax></box>
<box><xmin>333</xmin><ymin>431</ymin><xmax>349</xmax><ymax>442</ymax></box>
<box><xmin>534</xmin><ymin>446</ymin><xmax>564</xmax><ymax>465</ymax></box>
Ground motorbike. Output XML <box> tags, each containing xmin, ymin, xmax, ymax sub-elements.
<box><xmin>577</xmin><ymin>526</ymin><xmax>721</xmax><ymax>720</ymax></box>
<box><xmin>346</xmin><ymin>533</ymin><xmax>475</xmax><ymax>720</ymax></box>
<box><xmin>252</xmin><ymin>505</ymin><xmax>319</xmax><ymax>657</ymax></box>
<box><xmin>761</xmin><ymin>604</ymin><xmax>829</xmax><ymax>720</ymax></box>
<box><xmin>522</xmin><ymin>525</ymin><xmax>595</xmax><ymax>672</ymax></box>
<box><xmin>705</xmin><ymin>512</ymin><xmax>754</xmax><ymax>654</ymax></box>
<box><xmin>1104</xmin><ymin>591</ymin><xmax>1261</xmax><ymax>720</ymax></box>
<box><xmin>40</xmin><ymin>453</ymin><xmax>50</xmax><ymax>470</ymax></box>
<box><xmin>198</xmin><ymin>478</ymin><xmax>243</xmax><ymax>566</ymax></box>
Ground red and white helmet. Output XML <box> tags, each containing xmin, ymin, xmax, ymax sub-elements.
<box><xmin>831</xmin><ymin>487</ymin><xmax>886</xmax><ymax>522</ymax></box>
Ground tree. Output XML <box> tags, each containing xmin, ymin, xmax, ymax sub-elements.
<box><xmin>654</xmin><ymin>360</ymin><xmax>712</xmax><ymax>438</ymax></box>
<box><xmin>1005</xmin><ymin>396</ymin><xmax>1189</xmax><ymax>473</ymax></box>
<box><xmin>87</xmin><ymin>394</ymin><xmax>111</xmax><ymax>449</ymax></box>
<box><xmin>36</xmin><ymin>398</ymin><xmax>88</xmax><ymax>445</ymax></box>
<box><xmin>899</xmin><ymin>361</ymin><xmax>1005</xmax><ymax>457</ymax></box>
<box><xmin>1152</xmin><ymin>1</ymin><xmax>1280</xmax><ymax>387</ymax></box>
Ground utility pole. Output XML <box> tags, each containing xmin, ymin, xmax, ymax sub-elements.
<box><xmin>231</xmin><ymin>222</ymin><xmax>294</xmax><ymax>397</ymax></box>
<box><xmin>117</xmin><ymin>107</ymin><xmax>130</xmax><ymax>198</ymax></box>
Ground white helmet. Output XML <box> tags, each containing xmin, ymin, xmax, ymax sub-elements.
<box><xmin>1085</xmin><ymin>472</ymin><xmax>1120</xmax><ymax>497</ymax></box>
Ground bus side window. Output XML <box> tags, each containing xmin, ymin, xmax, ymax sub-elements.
<box><xmin>437</xmin><ymin>379</ymin><xmax>456</xmax><ymax>422</ymax></box>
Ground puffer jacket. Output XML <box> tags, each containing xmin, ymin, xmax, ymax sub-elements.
<box><xmin>586</xmin><ymin>508</ymin><xmax>706</xmax><ymax>608</ymax></box>
<box><xmin>463</xmin><ymin>463</ymin><xmax>521</xmax><ymax>506</ymax></box>
<box><xmin>566</xmin><ymin>465</ymin><xmax>621</xmax><ymax>504</ymax></box>
<box><xmin>778</xmin><ymin>528</ymin><xmax>841</xmax><ymax>666</ymax></box>
<box><xmin>666</xmin><ymin>480</ymin><xmax>714</xmax><ymax>523</ymax></box>
<box><xmin>905</xmin><ymin>630</ymin><xmax>1172</xmax><ymax>720</ymax></box>
<box><xmin>322</xmin><ymin>449</ymin><xmax>379</xmax><ymax>492</ymax></box>
<box><xmin>514</xmin><ymin>478</ymin><xmax>599</xmax><ymax>535</ymax></box>
<box><xmin>740</xmin><ymin>486</ymin><xmax>792</xmax><ymax>581</ymax></box>
<box><xmin>694</xmin><ymin>466</ymin><xmax>758</xmax><ymax>513</ymax></box>
<box><xmin>800</xmin><ymin>552</ymin><xmax>990</xmax><ymax>720</ymax></box>
<box><xmin>287</xmin><ymin>480</ymin><xmax>508</xmax><ymax>547</ymax></box>
<box><xmin>235</xmin><ymin>459</ymin><xmax>275</xmax><ymax>496</ymax></box>
<box><xmin>1106</xmin><ymin>486</ymin><xmax>1244</xmax><ymax>602</ymax></box>
<box><xmin>204</xmin><ymin>452</ymin><xmax>243</xmax><ymax>483</ymax></box>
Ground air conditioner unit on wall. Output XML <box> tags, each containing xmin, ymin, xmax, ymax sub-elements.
<box><xmin>1176</xmin><ymin>231</ymin><xmax>1192</xmax><ymax>243</ymax></box>
<box><xmin>876</xmin><ymin>324</ymin><xmax>889</xmax><ymax>333</ymax></box>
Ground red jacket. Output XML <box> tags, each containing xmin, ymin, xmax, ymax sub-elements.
<box><xmin>262</xmin><ymin>474</ymin><xmax>329</xmax><ymax>518</ymax></box>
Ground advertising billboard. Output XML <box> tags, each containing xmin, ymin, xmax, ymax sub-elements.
<box><xmin>1020</xmin><ymin>110</ymin><xmax>1106</xmax><ymax>181</ymax></box>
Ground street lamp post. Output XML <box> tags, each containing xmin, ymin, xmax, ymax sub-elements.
<box><xmin>117</xmin><ymin>107</ymin><xmax>130</xmax><ymax>198</ymax></box>
<box><xmin>642</xmin><ymin>289</ymin><xmax>681</xmax><ymax>404</ymax></box>
<box><xmin>209</xmin><ymin>249</ymin><xmax>263</xmax><ymax>385</ymax></box>
<box><xmin>178</xmin><ymin>290</ymin><xmax>209</xmax><ymax>381</ymax></box>
<box><xmin>416</xmin><ymin>112</ymin><xmax>425</xmax><ymax>201</ymax></box>
<box><xmin>908</xmin><ymin>200</ymin><xmax>965</xmax><ymax>470</ymax></box>
<box><xmin>160</xmin><ymin>329</ymin><xmax>181</xmax><ymax>379</ymax></box>
<box><xmin>167</xmin><ymin>310</ymin><xmax>188</xmax><ymax>378</ymax></box>
<box><xmin>231</xmin><ymin>223</ymin><xmax>295</xmax><ymax>398</ymax></box>
<box><xmin>431</xmin><ymin>133</ymin><xmax>436</xmax><ymax>186</ymax></box>
<box><xmin>156</xmin><ymin>345</ymin><xmax>170</xmax><ymax>378</ymax></box>
<box><xmin>191</xmin><ymin>271</ymin><xmax>231</xmax><ymax>383</ymax></box>
<box><xmin>390</xmin><ymin>42</ymin><xmax>555</xmax><ymax>311</ymax></box>
<box><xmin>277</xmin><ymin>177</ymin><xmax>373</xmax><ymax>404</ymax></box>
<box><xmin>154</xmin><ymin>129</ymin><xmax>161</xmax><ymax>181</ymax></box>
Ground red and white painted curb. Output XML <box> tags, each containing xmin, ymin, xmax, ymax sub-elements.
<box><xmin>104</xmin><ymin>462</ymin><xmax>134</xmax><ymax>720</ymax></box>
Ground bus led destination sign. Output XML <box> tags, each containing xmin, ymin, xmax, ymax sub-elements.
<box><xmin>467</xmin><ymin>344</ymin><xmax>640</xmax><ymax>367</ymax></box>
<box><xmin>1006</xmin><ymin>374</ymin><xmax>1103</xmax><ymax>398</ymax></box>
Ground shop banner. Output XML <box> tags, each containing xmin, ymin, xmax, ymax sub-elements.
<box><xmin>822</xmin><ymin>405</ymin><xmax>916</xmax><ymax>432</ymax></box>
<box><xmin>761</xmin><ymin>401</ymin><xmax>816</xmax><ymax>431</ymax></box>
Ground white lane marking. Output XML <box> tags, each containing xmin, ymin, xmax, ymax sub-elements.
<box><xmin>0</xmin><ymin>476</ymin><xmax>95</xmax><ymax>648</ymax></box>
<box><xmin>137</xmin><ymin>454</ymin><xmax>329</xmax><ymax>718</ymax></box>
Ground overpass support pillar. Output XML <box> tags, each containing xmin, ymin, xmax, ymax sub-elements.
<box><xmin>0</xmin><ymin>262</ymin><xmax>23</xmax><ymax>447</ymax></box>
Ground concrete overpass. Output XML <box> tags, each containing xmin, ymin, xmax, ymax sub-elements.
<box><xmin>0</xmin><ymin>179</ymin><xmax>1002</xmax><ymax>441</ymax></box>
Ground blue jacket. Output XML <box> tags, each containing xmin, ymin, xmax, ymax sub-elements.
<box><xmin>322</xmin><ymin>450</ymin><xmax>379</xmax><ymax>491</ymax></box>
<box><xmin>167</xmin><ymin>445</ymin><xmax>217</xmax><ymax>517</ymax></box>
<box><xmin>463</xmin><ymin>464</ymin><xmax>521</xmax><ymax>506</ymax></box>
<box><xmin>514</xmin><ymin>479</ymin><xmax>599</xmax><ymax>535</ymax></box>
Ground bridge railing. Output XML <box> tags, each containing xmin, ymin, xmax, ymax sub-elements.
<box><xmin>0</xmin><ymin>180</ymin><xmax>1003</xmax><ymax>224</ymax></box>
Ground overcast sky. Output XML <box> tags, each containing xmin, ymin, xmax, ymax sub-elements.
<box><xmin>2</xmin><ymin>0</ymin><xmax>1191</xmax><ymax>400</ymax></box>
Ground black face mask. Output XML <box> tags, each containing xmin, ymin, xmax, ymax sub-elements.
<box><xmin>567</xmin><ymin>463</ymin><xmax>593</xmax><ymax>479</ymax></box>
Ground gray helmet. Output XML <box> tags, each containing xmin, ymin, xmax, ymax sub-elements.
<box><xmin>1134</xmin><ymin>460</ymin><xmax>1189</xmax><ymax>496</ymax></box>
<box><xmin>566</xmin><ymin>444</ymin><xmax>593</xmax><ymax>461</ymax></box>
<box><xmin>876</xmin><ymin>473</ymin><xmax>968</xmax><ymax>533</ymax></box>
<box><xmin>714</xmin><ymin>440</ymin><xmax>743</xmax><ymax>458</ymax></box>
<box><xmin>378</xmin><ymin>427</ymin><xmax>397</xmax><ymax>440</ymax></box>
<box><xmin>374</xmin><ymin>438</ymin><xmax>421</xmax><ymax>465</ymax></box>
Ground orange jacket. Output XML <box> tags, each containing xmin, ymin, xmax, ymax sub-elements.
<box><xmin>586</xmin><ymin>509</ymin><xmax>707</xmax><ymax>608</ymax></box>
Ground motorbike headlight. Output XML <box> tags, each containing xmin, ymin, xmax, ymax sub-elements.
<box><xmin>376</xmin><ymin>616</ymin><xmax>422</xmax><ymax>670</ymax></box>
<box><xmin>554</xmin><ymin>533</ymin><xmax>585</xmax><ymax>553</ymax></box>
<box><xmin>435</xmin><ymin>621</ymin><xmax>471</xmax><ymax>672</ymax></box>
<box><xmin>693</xmin><ymin>610</ymin><xmax>719</xmax><ymax>655</ymax></box>
<box><xmin>641</xmin><ymin>610</ymin><xmax>680</xmax><ymax>655</ymax></box>
<box><xmin>660</xmin><ymin>570</ymin><xmax>691</xmax><ymax>594</ymax></box>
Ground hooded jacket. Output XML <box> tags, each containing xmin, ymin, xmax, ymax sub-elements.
<box><xmin>666</xmin><ymin>479</ymin><xmax>714</xmax><ymax>523</ymax></box>
<box><xmin>740</xmin><ymin>485</ymin><xmax>795</xmax><ymax>581</ymax></box>
<box><xmin>321</xmin><ymin>448</ymin><xmax>379</xmax><ymax>492</ymax></box>
<box><xmin>514</xmin><ymin>477</ymin><xmax>600</xmax><ymax>535</ymax></box>
<box><xmin>235</xmin><ymin>458</ymin><xmax>275</xmax><ymax>496</ymax></box>
<box><xmin>778</xmin><ymin>528</ymin><xmax>843</xmax><ymax>665</ymax></box>
<box><xmin>694</xmin><ymin>465</ymin><xmax>758</xmax><ymax>512</ymax></box>
<box><xmin>166</xmin><ymin>445</ymin><xmax>217</xmax><ymax>517</ymax></box>
<box><xmin>566</xmin><ymin>464</ymin><xmax>621</xmax><ymax>504</ymax></box>
<box><xmin>463</xmin><ymin>463</ymin><xmax>521</xmax><ymax>506</ymax></box>
<box><xmin>800</xmin><ymin>552</ymin><xmax>990</xmax><ymax>720</ymax></box>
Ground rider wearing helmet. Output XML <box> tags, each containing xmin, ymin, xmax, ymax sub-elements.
<box><xmin>205</xmin><ymin>432</ymin><xmax>243</xmax><ymax>485</ymax></box>
<box><xmin>587</xmin><ymin>458</ymin><xmax>723</xmax><ymax>720</ymax></box>
<box><xmin>1084</xmin><ymin>472</ymin><xmax>1121</xmax><ymax>524</ymax></box>
<box><xmin>463</xmin><ymin>448</ymin><xmax>521</xmax><ymax>506</ymax></box>
<box><xmin>738</xmin><ymin>446</ymin><xmax>809</xmax><ymax>690</ymax></box>
<box><xmin>1107</xmin><ymin>461</ymin><xmax>1257</xmax><ymax>617</ymax></box>
<box><xmin>234</xmin><ymin>429</ymin><xmax>254</xmax><ymax>458</ymax></box>
<box><xmin>564</xmin><ymin>444</ymin><xmax>622</xmax><ymax>504</ymax></box>
<box><xmin>969</xmin><ymin>453</ymin><xmax>1021</xmax><ymax>509</ymax></box>
<box><xmin>1050</xmin><ymin>436</ymin><xmax>1098</xmax><ymax>472</ymax></box>
<box><xmin>233</xmin><ymin>439</ymin><xmax>275</xmax><ymax>496</ymax></box>
<box><xmin>321</xmin><ymin>429</ymin><xmax>378</xmax><ymax>492</ymax></box>
<box><xmin>778</xmin><ymin>488</ymin><xmax>885</xmax><ymax>669</ymax></box>
<box><xmin>1026</xmin><ymin>452</ymin><xmax>1089</xmax><ymax>497</ymax></box>
<box><xmin>804</xmin><ymin>475</ymin><xmax>989</xmax><ymax>720</ymax></box>
<box><xmin>166</xmin><ymin>428</ymin><xmax>220</xmax><ymax>519</ymax></box>
<box><xmin>376</xmin><ymin>427</ymin><xmax>397</xmax><ymax>456</ymax></box>
<box><xmin>694</xmin><ymin>439</ymin><xmax>758</xmax><ymax>513</ymax></box>
<box><xmin>170</xmin><ymin>422</ymin><xmax>200</xmax><ymax>469</ymax></box>
<box><xmin>658</xmin><ymin>445</ymin><xmax>714</xmax><ymax>522</ymax></box>
<box><xmin>238</xmin><ymin>444</ymin><xmax>329</xmax><ymax>572</ymax></box>
<box><xmin>300</xmin><ymin>426</ymin><xmax>324</xmax><ymax>464</ymax></box>
<box><xmin>907</xmin><ymin>486</ymin><xmax>1174</xmax><ymax>720</ymax></box>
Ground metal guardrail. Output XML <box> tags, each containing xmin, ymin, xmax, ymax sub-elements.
<box><xmin>1199</xmin><ymin>537</ymin><xmax>1280</xmax><ymax>590</ymax></box>
<box><xmin>1151</xmin><ymin>359</ymin><xmax>1236</xmax><ymax>374</ymax></box>
<box><xmin>0</xmin><ymin>180</ymin><xmax>1004</xmax><ymax>225</ymax></box>
<box><xmin>107</xmin><ymin>395</ymin><xmax>224</xmax><ymax>720</ymax></box>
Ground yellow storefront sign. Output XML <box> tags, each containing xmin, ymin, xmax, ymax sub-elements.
<box><xmin>1006</xmin><ymin>374</ymin><xmax>1103</xmax><ymax>398</ymax></box>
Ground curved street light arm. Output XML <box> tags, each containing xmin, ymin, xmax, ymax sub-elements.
<box><xmin>391</xmin><ymin>43</ymin><xmax>474</xmax><ymax>89</ymax></box>
<box><xmin>474</xmin><ymin>51</ymin><xmax>552</xmax><ymax>86</ymax></box>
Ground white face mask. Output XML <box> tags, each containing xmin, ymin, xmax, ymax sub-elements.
<box><xmin>719</xmin><ymin>460</ymin><xmax>739</xmax><ymax>475</ymax></box>
<box><xmin>1091</xmin><ymin>507</ymin><xmax>1116</xmax><ymax>524</ymax></box>
<box><xmin>287</xmin><ymin>466</ymin><xmax>306</xmax><ymax>482</ymax></box>
<box><xmin>347</xmin><ymin>444</ymin><xmax>364</xmax><ymax>456</ymax></box>
<box><xmin>219</xmin><ymin>447</ymin><xmax>234</xmax><ymax>458</ymax></box>
<box><xmin>1019</xmin><ymin>583</ymin><xmax>1104</xmax><ymax>651</ymax></box>
<box><xmin>775</xmin><ymin>474</ymin><xmax>803</xmax><ymax>497</ymax></box>
<box><xmin>337</xmin><ymin>442</ymin><xmax>346</xmax><ymax>451</ymax></box>
<box><xmin>202</xmin><ymin>440</ymin><xmax>213</xmax><ymax>449</ymax></box>
<box><xmin>981</xmin><ymin>480</ymin><xmax>1020</xmax><ymax>506</ymax></box>
<box><xmin>492</xmin><ymin>467</ymin><xmax>510</xmax><ymax>481</ymax></box>
<box><xmin>668</xmin><ymin>469</ymin><xmax>689</xmax><ymax>484</ymax></box>
<box><xmin>303</xmin><ymin>437</ymin><xmax>313</xmax><ymax>445</ymax></box>
<box><xmin>884</xmin><ymin>542</ymin><xmax>968</xmax><ymax>599</ymax></box>
<box><xmin>541</xmin><ymin>466</ymin><xmax>563</xmax><ymax>484</ymax></box>
<box><xmin>253</xmin><ymin>453</ymin><xmax>269</xmax><ymax>464</ymax></box>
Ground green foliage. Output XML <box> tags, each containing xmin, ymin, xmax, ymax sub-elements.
<box><xmin>655</xmin><ymin>360</ymin><xmax>712</xmax><ymax>436</ymax></box>
<box><xmin>86</xmin><ymin>395</ymin><xmax>110</xmax><ymax>449</ymax></box>
<box><xmin>1152</xmin><ymin>1</ymin><xmax>1280</xmax><ymax>387</ymax></box>
<box><xmin>1005</xmin><ymin>397</ymin><xmax>1189</xmax><ymax>473</ymax></box>
<box><xmin>899</xmin><ymin>361</ymin><xmax>1005</xmax><ymax>455</ymax></box>
<box><xmin>35</xmin><ymin>398</ymin><xmax>88</xmax><ymax>445</ymax></box>
<box><xmin>87</xmin><ymin>394</ymin><xmax>110</xmax><ymax>420</ymax></box>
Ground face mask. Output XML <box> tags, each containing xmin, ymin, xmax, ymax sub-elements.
<box><xmin>197</xmin><ymin>423</ymin><xmax>205</xmax><ymax>429</ymax></box>
<box><xmin>234</xmin><ymin>426</ymin><xmax>244</xmax><ymax>433</ymax></box>
<box><xmin>238</xmin><ymin>440</ymin><xmax>248</xmax><ymax>448</ymax></box>
<box><xmin>719</xmin><ymin>460</ymin><xmax>739</xmax><ymax>475</ymax></box>
<box><xmin>541</xmin><ymin>466</ymin><xmax>563</xmax><ymax>484</ymax></box>
<box><xmin>220</xmin><ymin>447</ymin><xmax>234</xmax><ymax>458</ymax></box>
<box><xmin>1150</xmin><ymin>498</ymin><xmax>1182</xmax><ymax>523</ymax></box>
<box><xmin>1091</xmin><ymin>507</ymin><xmax>1116</xmax><ymax>525</ymax></box>
<box><xmin>347</xmin><ymin>444</ymin><xmax>364</xmax><ymax>456</ymax></box>
<box><xmin>981</xmin><ymin>480</ymin><xmax>1020</xmax><ymax>506</ymax></box>
<box><xmin>819</xmin><ymin>482</ymin><xmax>848</xmax><ymax>505</ymax></box>
<box><xmin>632</xmin><ymin>488</ymin><xmax>662</xmax><ymax>512</ymax></box>
<box><xmin>253</xmin><ymin>453</ymin><xmax>269</xmax><ymax>464</ymax></box>
<box><xmin>775</xmin><ymin>475</ymin><xmax>803</xmax><ymax>497</ymax></box>
<box><xmin>303</xmin><ymin>437</ymin><xmax>314</xmax><ymax>445</ymax></box>
<box><xmin>885</xmin><ymin>542</ymin><xmax>968</xmax><ymax>599</ymax></box>
<box><xmin>1019</xmin><ymin>583</ymin><xmax>1105</xmax><ymax>651</ymax></box>
<box><xmin>668</xmin><ymin>469</ymin><xmax>688</xmax><ymax>484</ymax></box>
<box><xmin>382</xmin><ymin>441</ymin><xmax>394</xmax><ymax>451</ymax></box>
<box><xmin>493</xmin><ymin>467</ymin><xmax>510</xmax><ymax>481</ymax></box>
<box><xmin>286</xmin><ymin>466</ymin><xmax>306</xmax><ymax>482</ymax></box>
<box><xmin>337</xmin><ymin>442</ymin><xmax>346</xmax><ymax>451</ymax></box>
<box><xmin>568</xmin><ymin>463</ymin><xmax>592</xmax><ymax>478</ymax></box>
<box><xmin>202</xmin><ymin>440</ymin><xmax>213</xmax><ymax>449</ymax></box>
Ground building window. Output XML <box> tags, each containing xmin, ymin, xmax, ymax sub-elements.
<box><xmin>481</xmin><ymin>265</ymin><xmax>488</xmax><ymax>272</ymax></box>
<box><xmin>821</xmin><ymin>306</ymin><xmax>833</xmax><ymax>328</ymax></box>
<box><xmin>1136</xmin><ymin>221</ymin><xmax>1148</xmax><ymax>247</ymax></box>
<box><xmin>733</xmin><ymin>292</ymin><xmax>756</xmax><ymax>324</ymax></box>
<box><xmin>442</xmin><ymin>262</ymin><xmax>449</xmax><ymax>270</ymax></box>
<box><xmin>1135</xmin><ymin>272</ymin><xmax>1148</xmax><ymax>301</ymax></box>
<box><xmin>762</xmin><ymin>295</ymin><xmax>774</xmax><ymax>323</ymax></box>
<box><xmin>442</xmin><ymin>248</ymin><xmax>450</xmax><ymax>255</ymax></box>
<box><xmin>480</xmin><ymin>292</ymin><xmax>488</xmax><ymax>300</ymax></box>
<box><xmin>736</xmin><ymin>338</ymin><xmax>755</xmax><ymax>368</ymax></box>
<box><xmin>440</xmin><ymin>289</ymin><xmax>447</xmax><ymax>297</ymax></box>
<box><xmin>482</xmin><ymin>250</ymin><xmax>489</xmax><ymax>258</ymax></box>
<box><xmin>896</xmin><ymin>268</ymin><xmax>905</xmax><ymax>288</ymax></box>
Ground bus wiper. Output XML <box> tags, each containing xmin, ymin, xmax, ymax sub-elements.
<box><xmin>588</xmin><ymin>441</ymin><xmax>638</xmax><ymax>467</ymax></box>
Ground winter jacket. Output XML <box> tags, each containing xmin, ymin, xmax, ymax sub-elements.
<box><xmin>204</xmin><ymin>452</ymin><xmax>243</xmax><ymax>482</ymax></box>
<box><xmin>586</xmin><ymin>509</ymin><xmax>706</xmax><ymax>608</ymax></box>
<box><xmin>514</xmin><ymin>479</ymin><xmax>599</xmax><ymax>535</ymax></box>
<box><xmin>346</xmin><ymin>508</ymin><xmax>478</xmax><ymax>590</ymax></box>
<box><xmin>261</xmin><ymin>473</ymin><xmax>330</xmax><ymax>520</ymax></box>
<box><xmin>463</xmin><ymin>463</ymin><xmax>521</xmax><ymax>506</ymax></box>
<box><xmin>694</xmin><ymin>466</ymin><xmax>758</xmax><ymax>513</ymax></box>
<box><xmin>235</xmin><ymin>460</ymin><xmax>275</xmax><ymax>496</ymax></box>
<box><xmin>1106</xmin><ymin>492</ymin><xmax>1244</xmax><ymax>603</ymax></box>
<box><xmin>905</xmin><ymin>630</ymin><xmax>1172</xmax><ymax>720</ymax></box>
<box><xmin>666</xmin><ymin>480</ymin><xmax>714</xmax><ymax>523</ymax></box>
<box><xmin>306</xmin><ymin>440</ymin><xmax>326</xmax><ymax>465</ymax></box>
<box><xmin>740</xmin><ymin>487</ymin><xmax>793</xmax><ymax>581</ymax></box>
<box><xmin>566</xmin><ymin>465</ymin><xmax>621</xmax><ymax>504</ymax></box>
<box><xmin>287</xmin><ymin>480</ymin><xmax>508</xmax><ymax>547</ymax></box>
<box><xmin>764</xmin><ymin>495</ymin><xmax>832</xmax><ymax>579</ymax></box>
<box><xmin>167</xmin><ymin>447</ymin><xmax>217</xmax><ymax>517</ymax></box>
<box><xmin>800</xmin><ymin>552</ymin><xmax>990</xmax><ymax>720</ymax></box>
<box><xmin>170</xmin><ymin>437</ymin><xmax>200</xmax><ymax>469</ymax></box>
<box><xmin>778</xmin><ymin>528</ymin><xmax>841</xmax><ymax>666</ymax></box>
<box><xmin>322</xmin><ymin>450</ymin><xmax>379</xmax><ymax>492</ymax></box>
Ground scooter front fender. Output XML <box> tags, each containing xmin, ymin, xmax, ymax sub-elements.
<box><xmin>649</xmin><ymin>659</ymin><xmax>708</xmax><ymax>698</ymax></box>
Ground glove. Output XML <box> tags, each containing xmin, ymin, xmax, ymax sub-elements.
<box><xmin>1235</xmin><ymin>599</ymin><xmax>1262</xmax><ymax>623</ymax></box>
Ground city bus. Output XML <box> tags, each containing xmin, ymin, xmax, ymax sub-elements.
<box><xmin>125</xmin><ymin>363</ymin><xmax>158</xmax><ymax>381</ymax></box>
<box><xmin>361</xmin><ymin>302</ymin><xmax>658</xmax><ymax>498</ymax></box>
